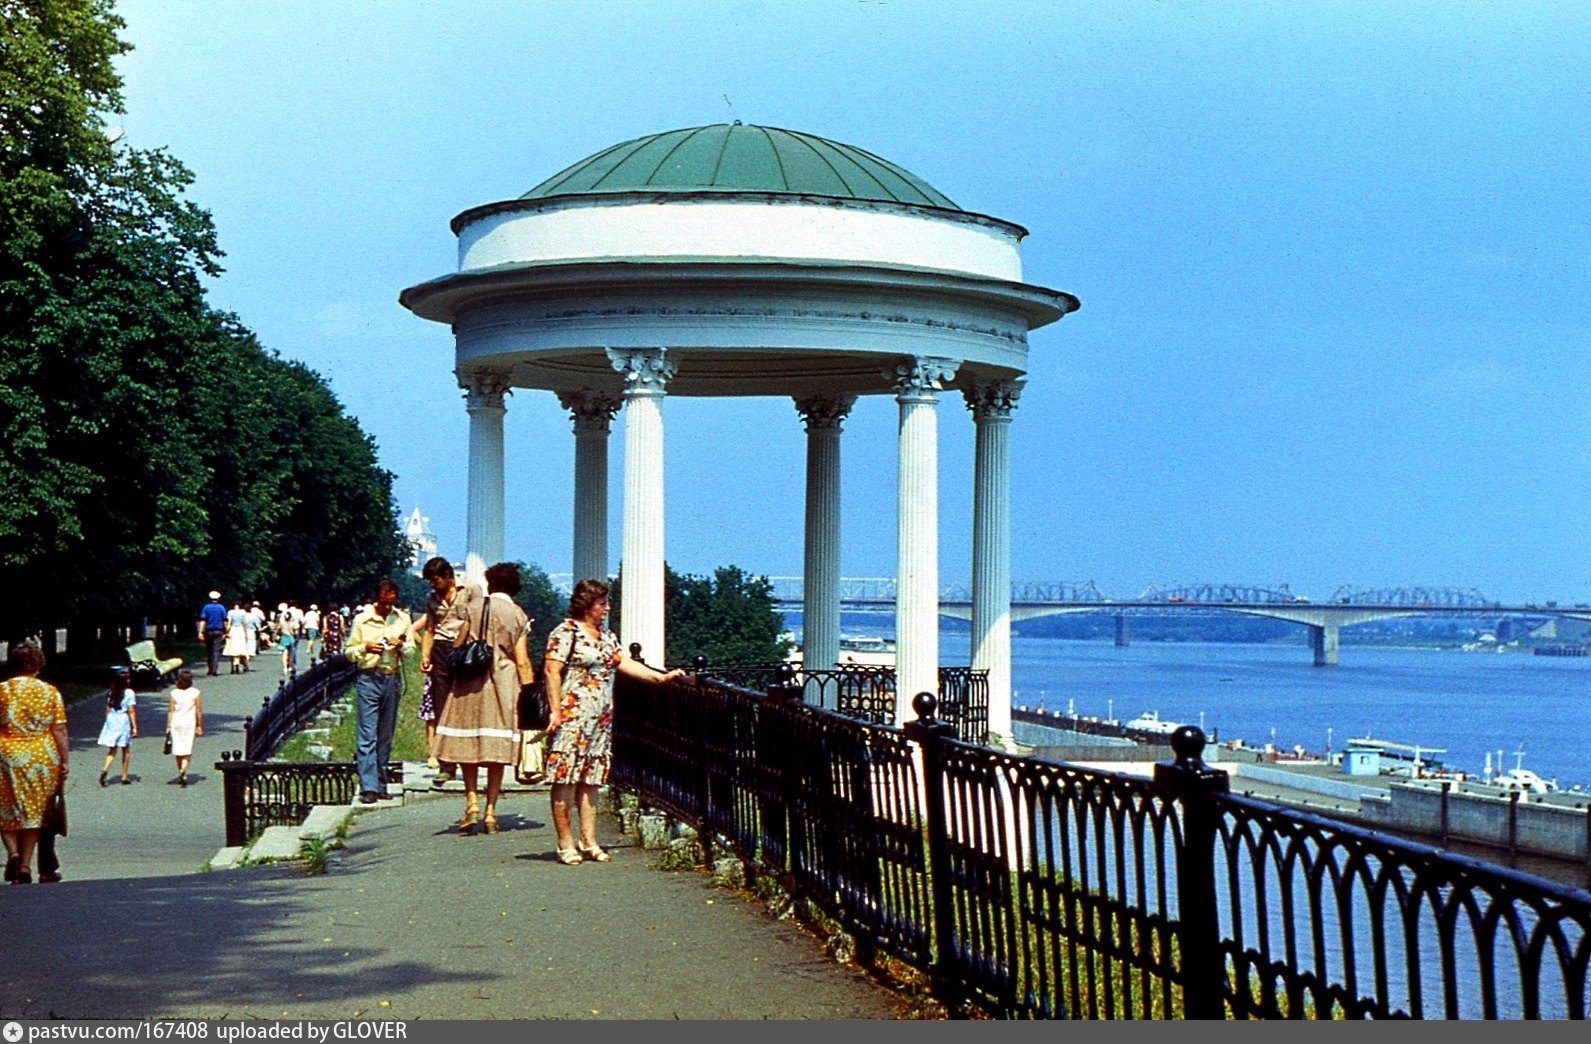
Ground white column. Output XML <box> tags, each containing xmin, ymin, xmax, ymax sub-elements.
<box><xmin>559</xmin><ymin>390</ymin><xmax>621</xmax><ymax>584</ymax></box>
<box><xmin>892</xmin><ymin>357</ymin><xmax>959</xmax><ymax>725</ymax></box>
<box><xmin>967</xmin><ymin>379</ymin><xmax>1023</xmax><ymax>750</ymax></box>
<box><xmin>461</xmin><ymin>371</ymin><xmax>510</xmax><ymax>585</ymax></box>
<box><xmin>607</xmin><ymin>348</ymin><xmax>676</xmax><ymax>666</ymax></box>
<box><xmin>794</xmin><ymin>395</ymin><xmax>855</xmax><ymax>701</ymax></box>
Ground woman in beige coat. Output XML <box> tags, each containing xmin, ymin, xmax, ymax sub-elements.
<box><xmin>433</xmin><ymin>562</ymin><xmax>534</xmax><ymax>835</ymax></box>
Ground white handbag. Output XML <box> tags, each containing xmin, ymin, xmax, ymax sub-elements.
<box><xmin>515</xmin><ymin>730</ymin><xmax>546</xmax><ymax>784</ymax></box>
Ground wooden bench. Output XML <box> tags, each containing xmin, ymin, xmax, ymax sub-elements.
<box><xmin>126</xmin><ymin>639</ymin><xmax>184</xmax><ymax>689</ymax></box>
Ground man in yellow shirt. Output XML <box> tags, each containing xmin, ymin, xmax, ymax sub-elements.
<box><xmin>345</xmin><ymin>579</ymin><xmax>413</xmax><ymax>803</ymax></box>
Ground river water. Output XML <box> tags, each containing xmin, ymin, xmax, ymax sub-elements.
<box><xmin>790</xmin><ymin>613</ymin><xmax>1591</xmax><ymax>789</ymax></box>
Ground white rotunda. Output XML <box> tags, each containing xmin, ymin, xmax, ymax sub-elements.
<box><xmin>400</xmin><ymin>123</ymin><xmax>1077</xmax><ymax>737</ymax></box>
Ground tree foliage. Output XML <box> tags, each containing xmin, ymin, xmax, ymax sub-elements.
<box><xmin>510</xmin><ymin>561</ymin><xmax>567</xmax><ymax>667</ymax></box>
<box><xmin>608</xmin><ymin>563</ymin><xmax>791</xmax><ymax>668</ymax></box>
<box><xmin>0</xmin><ymin>0</ymin><xmax>406</xmax><ymax>641</ymax></box>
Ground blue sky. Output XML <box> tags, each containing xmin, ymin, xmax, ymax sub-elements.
<box><xmin>112</xmin><ymin>1</ymin><xmax>1590</xmax><ymax>603</ymax></box>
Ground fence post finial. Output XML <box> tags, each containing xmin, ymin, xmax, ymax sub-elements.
<box><xmin>1154</xmin><ymin>725</ymin><xmax>1229</xmax><ymax>1019</ymax></box>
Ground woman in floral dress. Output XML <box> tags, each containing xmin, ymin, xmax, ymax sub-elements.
<box><xmin>0</xmin><ymin>640</ymin><xmax>70</xmax><ymax>885</ymax></box>
<box><xmin>543</xmin><ymin>579</ymin><xmax>682</xmax><ymax>864</ymax></box>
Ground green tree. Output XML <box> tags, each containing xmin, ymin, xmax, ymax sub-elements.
<box><xmin>0</xmin><ymin>0</ymin><xmax>407</xmax><ymax>642</ymax></box>
<box><xmin>510</xmin><ymin>561</ymin><xmax>566</xmax><ymax>667</ymax></box>
<box><xmin>609</xmin><ymin>563</ymin><xmax>790</xmax><ymax>667</ymax></box>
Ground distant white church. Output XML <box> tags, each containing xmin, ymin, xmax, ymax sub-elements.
<box><xmin>404</xmin><ymin>506</ymin><xmax>439</xmax><ymax>575</ymax></box>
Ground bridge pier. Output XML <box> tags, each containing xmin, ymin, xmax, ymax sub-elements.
<box><xmin>1309</xmin><ymin>622</ymin><xmax>1340</xmax><ymax>667</ymax></box>
<box><xmin>1114</xmin><ymin>613</ymin><xmax>1130</xmax><ymax>648</ymax></box>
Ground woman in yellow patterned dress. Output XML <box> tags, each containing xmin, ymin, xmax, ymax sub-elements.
<box><xmin>0</xmin><ymin>640</ymin><xmax>70</xmax><ymax>885</ymax></box>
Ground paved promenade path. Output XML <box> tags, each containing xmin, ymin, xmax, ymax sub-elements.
<box><xmin>59</xmin><ymin>656</ymin><xmax>286</xmax><ymax>880</ymax></box>
<box><xmin>2</xmin><ymin>658</ymin><xmax>905</xmax><ymax>1020</ymax></box>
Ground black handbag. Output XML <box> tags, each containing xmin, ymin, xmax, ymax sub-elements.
<box><xmin>163</xmin><ymin>731</ymin><xmax>173</xmax><ymax>755</ymax></box>
<box><xmin>446</xmin><ymin>593</ymin><xmax>493</xmax><ymax>679</ymax></box>
<box><xmin>42</xmin><ymin>790</ymin><xmax>67</xmax><ymax>837</ymax></box>
<box><xmin>518</xmin><ymin>678</ymin><xmax>550</xmax><ymax>731</ymax></box>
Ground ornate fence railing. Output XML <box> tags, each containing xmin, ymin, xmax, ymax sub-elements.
<box><xmin>243</xmin><ymin>657</ymin><xmax>358</xmax><ymax>761</ymax></box>
<box><xmin>214</xmin><ymin>657</ymin><xmax>366</xmax><ymax>847</ymax></box>
<box><xmin>694</xmin><ymin>661</ymin><xmax>988</xmax><ymax>744</ymax></box>
<box><xmin>611</xmin><ymin>673</ymin><xmax>1591</xmax><ymax>1020</ymax></box>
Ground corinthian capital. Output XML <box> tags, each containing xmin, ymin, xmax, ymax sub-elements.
<box><xmin>558</xmin><ymin>390</ymin><xmax>623</xmax><ymax>435</ymax></box>
<box><xmin>793</xmin><ymin>394</ymin><xmax>857</xmax><ymax>433</ymax></box>
<box><xmin>965</xmin><ymin>379</ymin><xmax>1025</xmax><ymax>420</ymax></box>
<box><xmin>459</xmin><ymin>370</ymin><xmax>511</xmax><ymax>412</ymax></box>
<box><xmin>890</xmin><ymin>356</ymin><xmax>960</xmax><ymax>403</ymax></box>
<box><xmin>605</xmin><ymin>348</ymin><xmax>676</xmax><ymax>397</ymax></box>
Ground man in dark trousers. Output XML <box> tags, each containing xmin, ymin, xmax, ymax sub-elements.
<box><xmin>197</xmin><ymin>590</ymin><xmax>227</xmax><ymax>676</ymax></box>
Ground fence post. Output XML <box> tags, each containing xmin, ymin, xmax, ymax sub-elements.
<box><xmin>903</xmin><ymin>691</ymin><xmax>968</xmax><ymax>1018</ymax></box>
<box><xmin>1153</xmin><ymin>725</ymin><xmax>1229</xmax><ymax>1020</ymax></box>
<box><xmin>220</xmin><ymin>751</ymin><xmax>247</xmax><ymax>847</ymax></box>
<box><xmin>692</xmin><ymin>655</ymin><xmax>712</xmax><ymax>864</ymax></box>
<box><xmin>630</xmin><ymin>642</ymin><xmax>645</xmax><ymax>667</ymax></box>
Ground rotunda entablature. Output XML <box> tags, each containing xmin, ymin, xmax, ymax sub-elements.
<box><xmin>453</xmin><ymin>191</ymin><xmax>1029</xmax><ymax>283</ymax></box>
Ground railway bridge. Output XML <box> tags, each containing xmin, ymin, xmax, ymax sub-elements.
<box><xmin>765</xmin><ymin>579</ymin><xmax>1589</xmax><ymax>666</ymax></box>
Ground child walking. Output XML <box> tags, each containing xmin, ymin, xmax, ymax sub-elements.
<box><xmin>96</xmin><ymin>667</ymin><xmax>139</xmax><ymax>786</ymax></box>
<box><xmin>166</xmin><ymin>669</ymin><xmax>204</xmax><ymax>788</ymax></box>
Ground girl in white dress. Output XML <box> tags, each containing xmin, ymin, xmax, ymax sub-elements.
<box><xmin>166</xmin><ymin>670</ymin><xmax>203</xmax><ymax>788</ymax></box>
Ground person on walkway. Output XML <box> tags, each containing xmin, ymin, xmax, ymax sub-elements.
<box><xmin>166</xmin><ymin>669</ymin><xmax>203</xmax><ymax>788</ymax></box>
<box><xmin>245</xmin><ymin>601</ymin><xmax>264</xmax><ymax>662</ymax></box>
<box><xmin>197</xmin><ymin>591</ymin><xmax>227</xmax><ymax>676</ymax></box>
<box><xmin>544</xmin><ymin>579</ymin><xmax>683</xmax><ymax>864</ymax></box>
<box><xmin>223</xmin><ymin>601</ymin><xmax>251</xmax><ymax>673</ymax></box>
<box><xmin>435</xmin><ymin>562</ymin><xmax>534</xmax><ymax>836</ymax></box>
<box><xmin>1</xmin><ymin>640</ymin><xmax>69</xmax><ymax>885</ymax></box>
<box><xmin>304</xmin><ymin>604</ymin><xmax>322</xmax><ymax>662</ymax></box>
<box><xmin>277</xmin><ymin>602</ymin><xmax>303</xmax><ymax>672</ymax></box>
<box><xmin>346</xmin><ymin>579</ymin><xmax>412</xmax><ymax>804</ymax></box>
<box><xmin>321</xmin><ymin>601</ymin><xmax>346</xmax><ymax>660</ymax></box>
<box><xmin>96</xmin><ymin>667</ymin><xmax>138</xmax><ymax>786</ymax></box>
<box><xmin>417</xmin><ymin>556</ymin><xmax>483</xmax><ymax>776</ymax></box>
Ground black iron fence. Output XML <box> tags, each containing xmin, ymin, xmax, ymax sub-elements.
<box><xmin>243</xmin><ymin>657</ymin><xmax>358</xmax><ymax>761</ymax></box>
<box><xmin>611</xmin><ymin>673</ymin><xmax>1591</xmax><ymax>1019</ymax></box>
<box><xmin>692</xmin><ymin>661</ymin><xmax>988</xmax><ymax>744</ymax></box>
<box><xmin>216</xmin><ymin>755</ymin><xmax>363</xmax><ymax>848</ymax></box>
<box><xmin>215</xmin><ymin>657</ymin><xmax>367</xmax><ymax>847</ymax></box>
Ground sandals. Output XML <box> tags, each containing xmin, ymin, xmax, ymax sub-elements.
<box><xmin>555</xmin><ymin>846</ymin><xmax>583</xmax><ymax>865</ymax></box>
<box><xmin>578</xmin><ymin>844</ymin><xmax>611</xmax><ymax>863</ymax></box>
<box><xmin>458</xmin><ymin>803</ymin><xmax>480</xmax><ymax>835</ymax></box>
<box><xmin>482</xmin><ymin>812</ymin><xmax>499</xmax><ymax>835</ymax></box>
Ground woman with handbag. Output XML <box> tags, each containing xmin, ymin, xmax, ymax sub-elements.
<box><xmin>433</xmin><ymin>562</ymin><xmax>534</xmax><ymax>836</ymax></box>
<box><xmin>1</xmin><ymin>639</ymin><xmax>70</xmax><ymax>885</ymax></box>
<box><xmin>543</xmin><ymin>579</ymin><xmax>684</xmax><ymax>864</ymax></box>
<box><xmin>418</xmin><ymin>556</ymin><xmax>483</xmax><ymax>775</ymax></box>
<box><xmin>166</xmin><ymin>669</ymin><xmax>203</xmax><ymax>788</ymax></box>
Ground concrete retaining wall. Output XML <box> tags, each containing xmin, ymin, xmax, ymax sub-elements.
<box><xmin>1235</xmin><ymin>763</ymin><xmax>1383</xmax><ymax>803</ymax></box>
<box><xmin>1357</xmin><ymin>782</ymin><xmax>1591</xmax><ymax>862</ymax></box>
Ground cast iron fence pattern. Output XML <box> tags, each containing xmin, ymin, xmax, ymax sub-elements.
<box><xmin>690</xmin><ymin>662</ymin><xmax>987</xmax><ymax>744</ymax></box>
<box><xmin>214</xmin><ymin>657</ymin><xmax>365</xmax><ymax>846</ymax></box>
<box><xmin>216</xmin><ymin>756</ymin><xmax>362</xmax><ymax>848</ymax></box>
<box><xmin>611</xmin><ymin>675</ymin><xmax>1591</xmax><ymax>1020</ymax></box>
<box><xmin>244</xmin><ymin>657</ymin><xmax>358</xmax><ymax>760</ymax></box>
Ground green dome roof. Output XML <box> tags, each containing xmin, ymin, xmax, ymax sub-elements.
<box><xmin>522</xmin><ymin>124</ymin><xmax>960</xmax><ymax>210</ymax></box>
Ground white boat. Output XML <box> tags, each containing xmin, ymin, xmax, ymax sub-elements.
<box><xmin>785</xmin><ymin>634</ymin><xmax>896</xmax><ymax>668</ymax></box>
<box><xmin>1125</xmin><ymin>710</ymin><xmax>1181</xmax><ymax>735</ymax></box>
<box><xmin>1493</xmin><ymin>768</ymin><xmax>1557</xmax><ymax>794</ymax></box>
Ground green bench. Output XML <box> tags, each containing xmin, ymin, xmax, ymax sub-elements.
<box><xmin>126</xmin><ymin>639</ymin><xmax>184</xmax><ymax>689</ymax></box>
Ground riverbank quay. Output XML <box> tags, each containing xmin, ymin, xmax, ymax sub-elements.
<box><xmin>0</xmin><ymin>787</ymin><xmax>905</xmax><ymax>1019</ymax></box>
<box><xmin>1019</xmin><ymin>716</ymin><xmax>1591</xmax><ymax>888</ymax></box>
